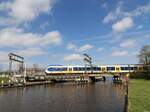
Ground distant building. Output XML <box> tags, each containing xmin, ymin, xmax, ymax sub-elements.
<box><xmin>25</xmin><ymin>68</ymin><xmax>45</xmax><ymax>76</ymax></box>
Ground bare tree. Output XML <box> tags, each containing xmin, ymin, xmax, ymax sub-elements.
<box><xmin>138</xmin><ymin>45</ymin><xmax>150</xmax><ymax>74</ymax></box>
<box><xmin>33</xmin><ymin>64</ymin><xmax>39</xmax><ymax>72</ymax></box>
<box><xmin>139</xmin><ymin>45</ymin><xmax>150</xmax><ymax>64</ymax></box>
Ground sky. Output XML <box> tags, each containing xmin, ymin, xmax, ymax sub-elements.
<box><xmin>0</xmin><ymin>0</ymin><xmax>150</xmax><ymax>69</ymax></box>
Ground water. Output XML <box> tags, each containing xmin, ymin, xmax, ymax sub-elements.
<box><xmin>0</xmin><ymin>80</ymin><xmax>125</xmax><ymax>112</ymax></box>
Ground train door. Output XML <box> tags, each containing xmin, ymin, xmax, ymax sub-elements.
<box><xmin>68</xmin><ymin>67</ymin><xmax>73</xmax><ymax>74</ymax></box>
<box><xmin>115</xmin><ymin>66</ymin><xmax>121</xmax><ymax>73</ymax></box>
<box><xmin>101</xmin><ymin>66</ymin><xmax>107</xmax><ymax>72</ymax></box>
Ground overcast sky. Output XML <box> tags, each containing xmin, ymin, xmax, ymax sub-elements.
<box><xmin>0</xmin><ymin>0</ymin><xmax>150</xmax><ymax>69</ymax></box>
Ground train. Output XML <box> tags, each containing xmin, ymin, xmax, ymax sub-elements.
<box><xmin>24</xmin><ymin>64</ymin><xmax>147</xmax><ymax>82</ymax></box>
<box><xmin>45</xmin><ymin>64</ymin><xmax>145</xmax><ymax>75</ymax></box>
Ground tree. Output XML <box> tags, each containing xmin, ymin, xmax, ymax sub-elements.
<box><xmin>33</xmin><ymin>64</ymin><xmax>39</xmax><ymax>72</ymax></box>
<box><xmin>139</xmin><ymin>45</ymin><xmax>150</xmax><ymax>64</ymax></box>
<box><xmin>138</xmin><ymin>45</ymin><xmax>150</xmax><ymax>75</ymax></box>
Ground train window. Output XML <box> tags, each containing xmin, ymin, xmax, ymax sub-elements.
<box><xmin>75</xmin><ymin>67</ymin><xmax>78</xmax><ymax>71</ymax></box>
<box><xmin>73</xmin><ymin>67</ymin><xmax>85</xmax><ymax>71</ymax></box>
<box><xmin>107</xmin><ymin>67</ymin><xmax>115</xmax><ymax>71</ymax></box>
<box><xmin>73</xmin><ymin>67</ymin><xmax>78</xmax><ymax>71</ymax></box>
<box><xmin>99</xmin><ymin>67</ymin><xmax>101</xmax><ymax>71</ymax></box>
<box><xmin>134</xmin><ymin>67</ymin><xmax>138</xmax><ymax>71</ymax></box>
<box><xmin>97</xmin><ymin>67</ymin><xmax>101</xmax><ymax>70</ymax></box>
<box><xmin>81</xmin><ymin>67</ymin><xmax>85</xmax><ymax>71</ymax></box>
<box><xmin>48</xmin><ymin>67</ymin><xmax>67</xmax><ymax>71</ymax></box>
<box><xmin>47</xmin><ymin>68</ymin><xmax>54</xmax><ymax>71</ymax></box>
<box><xmin>60</xmin><ymin>68</ymin><xmax>67</xmax><ymax>71</ymax></box>
<box><xmin>93</xmin><ymin>67</ymin><xmax>101</xmax><ymax>71</ymax></box>
<box><xmin>73</xmin><ymin>67</ymin><xmax>103</xmax><ymax>71</ymax></box>
<box><xmin>121</xmin><ymin>67</ymin><xmax>124</xmax><ymax>70</ymax></box>
<box><xmin>143</xmin><ymin>67</ymin><xmax>147</xmax><ymax>70</ymax></box>
<box><xmin>121</xmin><ymin>67</ymin><xmax>129</xmax><ymax>70</ymax></box>
<box><xmin>139</xmin><ymin>67</ymin><xmax>143</xmax><ymax>70</ymax></box>
<box><xmin>107</xmin><ymin>67</ymin><xmax>109</xmax><ymax>71</ymax></box>
<box><xmin>52</xmin><ymin>68</ymin><xmax>58</xmax><ymax>71</ymax></box>
<box><xmin>79</xmin><ymin>67</ymin><xmax>82</xmax><ymax>71</ymax></box>
<box><xmin>86</xmin><ymin>67</ymin><xmax>91</xmax><ymax>71</ymax></box>
<box><xmin>93</xmin><ymin>67</ymin><xmax>96</xmax><ymax>70</ymax></box>
<box><xmin>64</xmin><ymin>68</ymin><xmax>67</xmax><ymax>71</ymax></box>
<box><xmin>129</xmin><ymin>67</ymin><xmax>134</xmax><ymax>70</ymax></box>
<box><xmin>69</xmin><ymin>68</ymin><xmax>72</xmax><ymax>71</ymax></box>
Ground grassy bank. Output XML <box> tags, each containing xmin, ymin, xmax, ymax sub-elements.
<box><xmin>128</xmin><ymin>79</ymin><xmax>150</xmax><ymax>112</ymax></box>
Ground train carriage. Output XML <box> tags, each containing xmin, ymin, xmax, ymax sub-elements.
<box><xmin>45</xmin><ymin>64</ymin><xmax>145</xmax><ymax>75</ymax></box>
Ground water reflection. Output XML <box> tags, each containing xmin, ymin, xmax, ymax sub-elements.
<box><xmin>0</xmin><ymin>80</ymin><xmax>125</xmax><ymax>112</ymax></box>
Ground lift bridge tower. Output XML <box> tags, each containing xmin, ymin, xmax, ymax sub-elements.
<box><xmin>8</xmin><ymin>53</ymin><xmax>26</xmax><ymax>83</ymax></box>
<box><xmin>83</xmin><ymin>53</ymin><xmax>93</xmax><ymax>74</ymax></box>
<box><xmin>83</xmin><ymin>53</ymin><xmax>93</xmax><ymax>82</ymax></box>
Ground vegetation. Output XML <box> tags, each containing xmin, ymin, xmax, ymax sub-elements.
<box><xmin>0</xmin><ymin>77</ymin><xmax>10</xmax><ymax>84</ymax></box>
<box><xmin>138</xmin><ymin>45</ymin><xmax>150</xmax><ymax>77</ymax></box>
<box><xmin>129</xmin><ymin>72</ymin><xmax>150</xmax><ymax>79</ymax></box>
<box><xmin>138</xmin><ymin>45</ymin><xmax>150</xmax><ymax>65</ymax></box>
<box><xmin>0</xmin><ymin>71</ymin><xmax>9</xmax><ymax>75</ymax></box>
<box><xmin>128</xmin><ymin>79</ymin><xmax>150</xmax><ymax>112</ymax></box>
<box><xmin>128</xmin><ymin>45</ymin><xmax>150</xmax><ymax>111</ymax></box>
<box><xmin>130</xmin><ymin>45</ymin><xmax>150</xmax><ymax>79</ymax></box>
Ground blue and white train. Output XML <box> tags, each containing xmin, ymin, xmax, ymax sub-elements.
<box><xmin>45</xmin><ymin>64</ymin><xmax>144</xmax><ymax>75</ymax></box>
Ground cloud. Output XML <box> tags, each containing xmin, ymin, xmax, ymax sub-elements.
<box><xmin>103</xmin><ymin>2</ymin><xmax>150</xmax><ymax>24</ymax></box>
<box><xmin>97</xmin><ymin>48</ymin><xmax>104</xmax><ymax>52</ymax></box>
<box><xmin>144</xmin><ymin>34</ymin><xmax>150</xmax><ymax>39</ymax></box>
<box><xmin>136</xmin><ymin>25</ymin><xmax>143</xmax><ymax>29</ymax></box>
<box><xmin>0</xmin><ymin>28</ymin><xmax>62</xmax><ymax>48</ymax></box>
<box><xmin>0</xmin><ymin>0</ymin><xmax>55</xmax><ymax>24</ymax></box>
<box><xmin>102</xmin><ymin>2</ymin><xmax>107</xmax><ymax>8</ymax></box>
<box><xmin>66</xmin><ymin>43</ymin><xmax>77</xmax><ymax>50</ymax></box>
<box><xmin>0</xmin><ymin>48</ymin><xmax>47</xmax><ymax>71</ymax></box>
<box><xmin>128</xmin><ymin>3</ymin><xmax>150</xmax><ymax>17</ymax></box>
<box><xmin>78</xmin><ymin>44</ymin><xmax>93</xmax><ymax>52</ymax></box>
<box><xmin>120</xmin><ymin>39</ymin><xmax>137</xmax><ymax>48</ymax></box>
<box><xmin>17</xmin><ymin>48</ymin><xmax>47</xmax><ymax>57</ymax></box>
<box><xmin>103</xmin><ymin>12</ymin><xmax>117</xmax><ymax>24</ymax></box>
<box><xmin>0</xmin><ymin>2</ymin><xmax>11</xmax><ymax>10</ymax></box>
<box><xmin>42</xmin><ymin>31</ymin><xmax>62</xmax><ymax>46</ymax></box>
<box><xmin>64</xmin><ymin>54</ymin><xmax>82</xmax><ymax>61</ymax></box>
<box><xmin>112</xmin><ymin>17</ymin><xmax>134</xmax><ymax>32</ymax></box>
<box><xmin>0</xmin><ymin>51</ymin><xmax>8</xmax><ymax>62</ymax></box>
<box><xmin>0</xmin><ymin>51</ymin><xmax>10</xmax><ymax>71</ymax></box>
<box><xmin>0</xmin><ymin>48</ymin><xmax>47</xmax><ymax>61</ymax></box>
<box><xmin>66</xmin><ymin>43</ymin><xmax>93</xmax><ymax>52</ymax></box>
<box><xmin>111</xmin><ymin>51</ymin><xmax>129</xmax><ymax>56</ymax></box>
<box><xmin>0</xmin><ymin>49</ymin><xmax>46</xmax><ymax>70</ymax></box>
<box><xmin>40</xmin><ymin>21</ymin><xmax>50</xmax><ymax>30</ymax></box>
<box><xmin>0</xmin><ymin>17</ymin><xmax>16</xmax><ymax>27</ymax></box>
<box><xmin>103</xmin><ymin>1</ymin><xmax>123</xmax><ymax>23</ymax></box>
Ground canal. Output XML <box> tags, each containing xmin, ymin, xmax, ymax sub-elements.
<box><xmin>0</xmin><ymin>79</ymin><xmax>125</xmax><ymax>112</ymax></box>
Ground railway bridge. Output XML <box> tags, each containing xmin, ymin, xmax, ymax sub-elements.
<box><xmin>45</xmin><ymin>64</ymin><xmax>144</xmax><ymax>82</ymax></box>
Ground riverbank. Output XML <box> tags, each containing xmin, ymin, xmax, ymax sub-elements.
<box><xmin>0</xmin><ymin>81</ymin><xmax>52</xmax><ymax>89</ymax></box>
<box><xmin>128</xmin><ymin>79</ymin><xmax>150</xmax><ymax>112</ymax></box>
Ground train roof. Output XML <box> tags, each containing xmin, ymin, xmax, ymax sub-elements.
<box><xmin>46</xmin><ymin>64</ymin><xmax>144</xmax><ymax>68</ymax></box>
